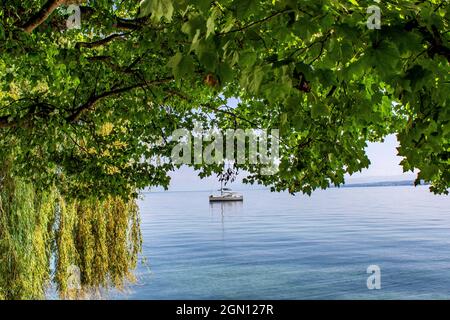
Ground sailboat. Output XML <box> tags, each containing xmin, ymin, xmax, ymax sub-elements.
<box><xmin>209</xmin><ymin>180</ymin><xmax>243</xmax><ymax>202</ymax></box>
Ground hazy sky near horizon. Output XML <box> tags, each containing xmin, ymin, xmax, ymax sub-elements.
<box><xmin>162</xmin><ymin>134</ymin><xmax>415</xmax><ymax>192</ymax></box>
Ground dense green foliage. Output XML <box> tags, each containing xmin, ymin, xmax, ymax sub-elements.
<box><xmin>0</xmin><ymin>0</ymin><xmax>449</xmax><ymax>195</ymax></box>
<box><xmin>0</xmin><ymin>0</ymin><xmax>449</xmax><ymax>299</ymax></box>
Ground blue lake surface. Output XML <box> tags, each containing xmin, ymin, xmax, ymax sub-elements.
<box><xmin>120</xmin><ymin>186</ymin><xmax>450</xmax><ymax>299</ymax></box>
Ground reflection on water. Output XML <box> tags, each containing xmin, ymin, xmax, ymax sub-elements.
<box><xmin>210</xmin><ymin>200</ymin><xmax>244</xmax><ymax>216</ymax></box>
<box><xmin>119</xmin><ymin>186</ymin><xmax>450</xmax><ymax>300</ymax></box>
<box><xmin>209</xmin><ymin>201</ymin><xmax>244</xmax><ymax>240</ymax></box>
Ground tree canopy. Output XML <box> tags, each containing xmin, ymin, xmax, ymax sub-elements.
<box><xmin>0</xmin><ymin>0</ymin><xmax>449</xmax><ymax>196</ymax></box>
<box><xmin>0</xmin><ymin>0</ymin><xmax>449</xmax><ymax>300</ymax></box>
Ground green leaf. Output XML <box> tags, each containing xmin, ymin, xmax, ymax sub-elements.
<box><xmin>235</xmin><ymin>0</ymin><xmax>258</xmax><ymax>19</ymax></box>
<box><xmin>138</xmin><ymin>0</ymin><xmax>153</xmax><ymax>17</ymax></box>
<box><xmin>181</xmin><ymin>14</ymin><xmax>205</xmax><ymax>38</ymax></box>
<box><xmin>206</xmin><ymin>7</ymin><xmax>220</xmax><ymax>38</ymax></box>
<box><xmin>195</xmin><ymin>40</ymin><xmax>218</xmax><ymax>71</ymax></box>
<box><xmin>238</xmin><ymin>51</ymin><xmax>257</xmax><ymax>68</ymax></box>
<box><xmin>167</xmin><ymin>52</ymin><xmax>194</xmax><ymax>80</ymax></box>
<box><xmin>139</xmin><ymin>0</ymin><xmax>174</xmax><ymax>22</ymax></box>
<box><xmin>311</xmin><ymin>103</ymin><xmax>330</xmax><ymax>118</ymax></box>
<box><xmin>247</xmin><ymin>66</ymin><xmax>265</xmax><ymax>94</ymax></box>
<box><xmin>218</xmin><ymin>62</ymin><xmax>233</xmax><ymax>84</ymax></box>
<box><xmin>191</xmin><ymin>0</ymin><xmax>213</xmax><ymax>13</ymax></box>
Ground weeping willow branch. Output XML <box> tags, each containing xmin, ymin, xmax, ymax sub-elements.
<box><xmin>0</xmin><ymin>160</ymin><xmax>142</xmax><ymax>300</ymax></box>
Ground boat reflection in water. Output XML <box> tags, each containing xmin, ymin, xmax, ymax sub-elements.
<box><xmin>209</xmin><ymin>198</ymin><xmax>244</xmax><ymax>215</ymax></box>
<box><xmin>209</xmin><ymin>197</ymin><xmax>244</xmax><ymax>239</ymax></box>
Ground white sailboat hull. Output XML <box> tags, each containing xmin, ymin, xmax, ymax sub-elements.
<box><xmin>209</xmin><ymin>194</ymin><xmax>243</xmax><ymax>202</ymax></box>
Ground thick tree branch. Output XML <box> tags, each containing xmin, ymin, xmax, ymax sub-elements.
<box><xmin>78</xmin><ymin>6</ymin><xmax>148</xmax><ymax>30</ymax></box>
<box><xmin>218</xmin><ymin>9</ymin><xmax>293</xmax><ymax>36</ymax></box>
<box><xmin>22</xmin><ymin>0</ymin><xmax>66</xmax><ymax>33</ymax></box>
<box><xmin>67</xmin><ymin>78</ymin><xmax>174</xmax><ymax>122</ymax></box>
<box><xmin>405</xmin><ymin>20</ymin><xmax>450</xmax><ymax>63</ymax></box>
<box><xmin>76</xmin><ymin>33</ymin><xmax>130</xmax><ymax>49</ymax></box>
<box><xmin>114</xmin><ymin>17</ymin><xmax>146</xmax><ymax>30</ymax></box>
<box><xmin>0</xmin><ymin>79</ymin><xmax>174</xmax><ymax>129</ymax></box>
<box><xmin>21</xmin><ymin>2</ymin><xmax>146</xmax><ymax>34</ymax></box>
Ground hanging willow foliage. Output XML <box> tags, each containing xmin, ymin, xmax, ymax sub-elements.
<box><xmin>0</xmin><ymin>165</ymin><xmax>56</xmax><ymax>299</ymax></box>
<box><xmin>55</xmin><ymin>195</ymin><xmax>142</xmax><ymax>299</ymax></box>
<box><xmin>0</xmin><ymin>164</ymin><xmax>142</xmax><ymax>300</ymax></box>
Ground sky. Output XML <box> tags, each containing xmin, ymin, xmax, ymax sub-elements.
<box><xmin>161</xmin><ymin>134</ymin><xmax>417</xmax><ymax>192</ymax></box>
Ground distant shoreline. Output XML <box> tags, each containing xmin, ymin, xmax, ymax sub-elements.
<box><xmin>341</xmin><ymin>180</ymin><xmax>426</xmax><ymax>188</ymax></box>
<box><xmin>143</xmin><ymin>180</ymin><xmax>430</xmax><ymax>194</ymax></box>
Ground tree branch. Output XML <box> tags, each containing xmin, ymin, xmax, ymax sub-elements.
<box><xmin>66</xmin><ymin>78</ymin><xmax>174</xmax><ymax>122</ymax></box>
<box><xmin>22</xmin><ymin>0</ymin><xmax>66</xmax><ymax>33</ymax></box>
<box><xmin>405</xmin><ymin>20</ymin><xmax>450</xmax><ymax>63</ymax></box>
<box><xmin>218</xmin><ymin>9</ymin><xmax>293</xmax><ymax>36</ymax></box>
<box><xmin>76</xmin><ymin>33</ymin><xmax>130</xmax><ymax>49</ymax></box>
<box><xmin>0</xmin><ymin>78</ymin><xmax>174</xmax><ymax>129</ymax></box>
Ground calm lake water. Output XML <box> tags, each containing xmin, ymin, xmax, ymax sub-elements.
<box><xmin>119</xmin><ymin>186</ymin><xmax>450</xmax><ymax>299</ymax></box>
